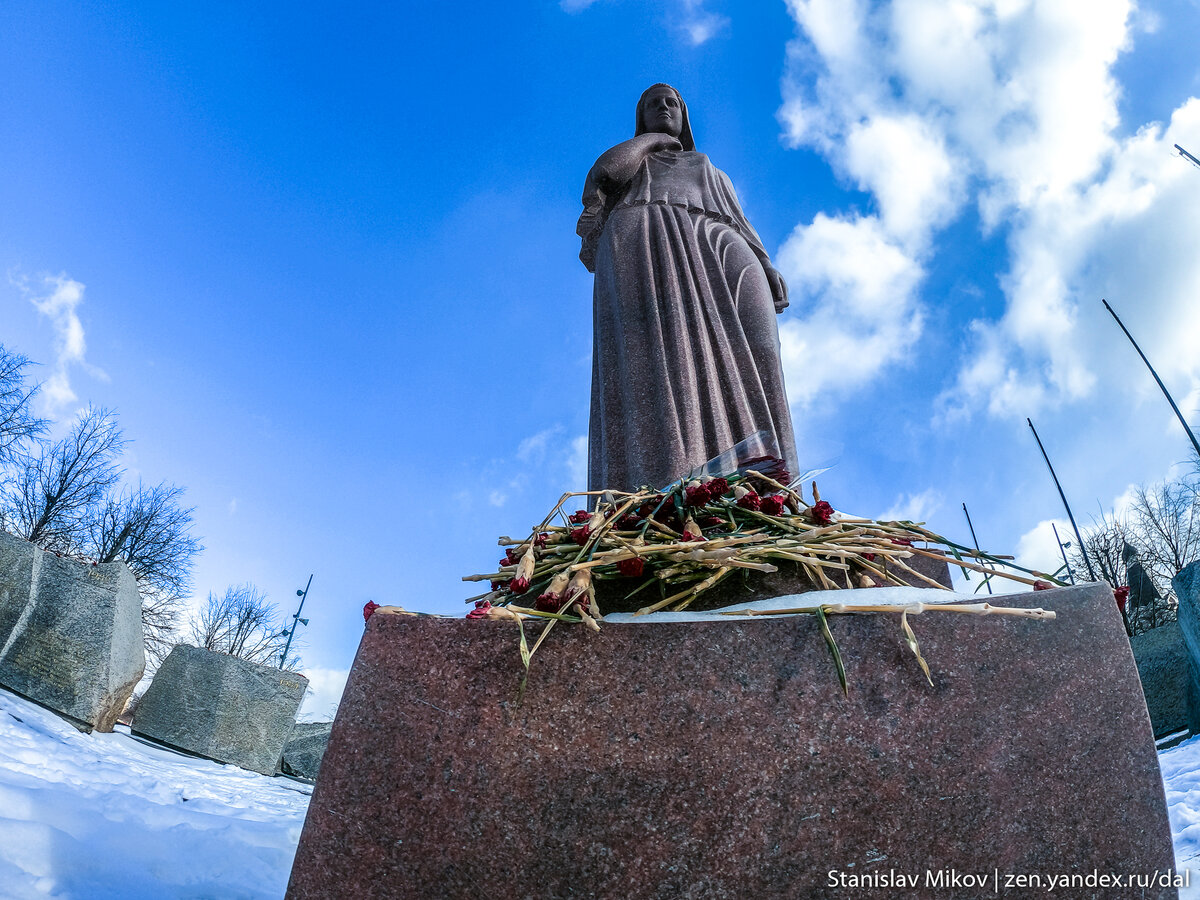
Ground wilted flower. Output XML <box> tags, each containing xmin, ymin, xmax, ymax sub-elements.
<box><xmin>1114</xmin><ymin>585</ymin><xmax>1130</xmax><ymax>610</ymax></box>
<box><xmin>490</xmin><ymin>579</ymin><xmax>509</xmax><ymax>592</ymax></box>
<box><xmin>617</xmin><ymin>556</ymin><xmax>645</xmax><ymax>577</ymax></box>
<box><xmin>569</xmin><ymin>510</ymin><xmax>590</xmax><ymax>524</ymax></box>
<box><xmin>760</xmin><ymin>494</ymin><xmax>786</xmax><ymax>517</ymax></box>
<box><xmin>1033</xmin><ymin>580</ymin><xmax>1054</xmax><ymax>592</ymax></box>
<box><xmin>863</xmin><ymin>552</ymin><xmax>877</xmax><ymax>562</ymax></box>
<box><xmin>684</xmin><ymin>481</ymin><xmax>711</xmax><ymax>507</ymax></box>
<box><xmin>811</xmin><ymin>500</ymin><xmax>834</xmax><ymax>526</ymax></box>
<box><xmin>699</xmin><ymin>515</ymin><xmax>724</xmax><ymax>528</ymax></box>
<box><xmin>509</xmin><ymin>548</ymin><xmax>537</xmax><ymax>594</ymax></box>
<box><xmin>681</xmin><ymin>515</ymin><xmax>703</xmax><ymax>541</ymax></box>
<box><xmin>734</xmin><ymin>485</ymin><xmax>761</xmax><ymax>510</ymax></box>
<box><xmin>535</xmin><ymin>571</ymin><xmax>571</xmax><ymax>612</ymax></box>
<box><xmin>363</xmin><ymin>601</ymin><xmax>380</xmax><ymax>623</ymax></box>
<box><xmin>616</xmin><ymin>513</ymin><xmax>642</xmax><ymax>530</ymax></box>
<box><xmin>570</xmin><ymin>527</ymin><xmax>590</xmax><ymax>546</ymax></box>
<box><xmin>565</xmin><ymin>568</ymin><xmax>593</xmax><ymax>603</ymax></box>
<box><xmin>466</xmin><ymin>600</ymin><xmax>492</xmax><ymax>619</ymax></box>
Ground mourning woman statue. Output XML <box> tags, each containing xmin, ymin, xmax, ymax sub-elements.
<box><xmin>577</xmin><ymin>83</ymin><xmax>799</xmax><ymax>493</ymax></box>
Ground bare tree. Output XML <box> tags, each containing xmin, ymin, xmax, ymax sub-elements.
<box><xmin>191</xmin><ymin>584</ymin><xmax>291</xmax><ymax>667</ymax></box>
<box><xmin>0</xmin><ymin>345</ymin><xmax>46</xmax><ymax>473</ymax></box>
<box><xmin>3</xmin><ymin>406</ymin><xmax>124</xmax><ymax>551</ymax></box>
<box><xmin>1070</xmin><ymin>512</ymin><xmax>1130</xmax><ymax>591</ymax></box>
<box><xmin>88</xmin><ymin>481</ymin><xmax>202</xmax><ymax>666</ymax></box>
<box><xmin>1129</xmin><ymin>480</ymin><xmax>1200</xmax><ymax>599</ymax></box>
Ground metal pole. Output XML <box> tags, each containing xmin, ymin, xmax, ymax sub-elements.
<box><xmin>280</xmin><ymin>574</ymin><xmax>312</xmax><ymax>669</ymax></box>
<box><xmin>1051</xmin><ymin>522</ymin><xmax>1076</xmax><ymax>585</ymax></box>
<box><xmin>961</xmin><ymin>502</ymin><xmax>992</xmax><ymax>595</ymax></box>
<box><xmin>1102</xmin><ymin>298</ymin><xmax>1200</xmax><ymax>461</ymax></box>
<box><xmin>1027</xmin><ymin>418</ymin><xmax>1097</xmax><ymax>581</ymax></box>
<box><xmin>1176</xmin><ymin>144</ymin><xmax>1200</xmax><ymax>169</ymax></box>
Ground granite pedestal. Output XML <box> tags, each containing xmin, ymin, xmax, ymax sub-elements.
<box><xmin>287</xmin><ymin>582</ymin><xmax>1176</xmax><ymax>899</ymax></box>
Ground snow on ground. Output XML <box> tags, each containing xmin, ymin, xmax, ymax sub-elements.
<box><xmin>0</xmin><ymin>687</ymin><xmax>310</xmax><ymax>900</ymax></box>
<box><xmin>1159</xmin><ymin>735</ymin><xmax>1200</xmax><ymax>898</ymax></box>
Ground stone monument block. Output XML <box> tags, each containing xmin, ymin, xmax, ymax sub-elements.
<box><xmin>281</xmin><ymin>722</ymin><xmax>333</xmax><ymax>781</ymax></box>
<box><xmin>287</xmin><ymin>582</ymin><xmax>1176</xmax><ymax>899</ymax></box>
<box><xmin>132</xmin><ymin>644</ymin><xmax>307</xmax><ymax>775</ymax></box>
<box><xmin>0</xmin><ymin>529</ymin><xmax>144</xmax><ymax>732</ymax></box>
<box><xmin>1172</xmin><ymin>560</ymin><xmax>1200</xmax><ymax>732</ymax></box>
<box><xmin>1130</xmin><ymin>622</ymin><xmax>1190</xmax><ymax>737</ymax></box>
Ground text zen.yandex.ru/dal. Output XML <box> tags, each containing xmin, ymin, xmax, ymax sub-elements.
<box><xmin>826</xmin><ymin>867</ymin><xmax>1189</xmax><ymax>892</ymax></box>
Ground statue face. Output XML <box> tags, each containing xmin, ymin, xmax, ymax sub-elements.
<box><xmin>640</xmin><ymin>87</ymin><xmax>683</xmax><ymax>139</ymax></box>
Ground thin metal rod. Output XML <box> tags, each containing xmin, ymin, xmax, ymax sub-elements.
<box><xmin>1051</xmin><ymin>522</ymin><xmax>1076</xmax><ymax>585</ymax></box>
<box><xmin>281</xmin><ymin>574</ymin><xmax>313</xmax><ymax>669</ymax></box>
<box><xmin>1027</xmin><ymin>418</ymin><xmax>1097</xmax><ymax>581</ymax></box>
<box><xmin>1176</xmin><ymin>144</ymin><xmax>1200</xmax><ymax>169</ymax></box>
<box><xmin>961</xmin><ymin>502</ymin><xmax>992</xmax><ymax>595</ymax></box>
<box><xmin>1102</xmin><ymin>298</ymin><xmax>1200</xmax><ymax>461</ymax></box>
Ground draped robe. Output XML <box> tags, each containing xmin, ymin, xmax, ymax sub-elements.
<box><xmin>579</xmin><ymin>149</ymin><xmax>798</xmax><ymax>493</ymax></box>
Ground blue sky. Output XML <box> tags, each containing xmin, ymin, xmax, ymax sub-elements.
<box><xmin>3</xmin><ymin>0</ymin><xmax>1200</xmax><ymax>717</ymax></box>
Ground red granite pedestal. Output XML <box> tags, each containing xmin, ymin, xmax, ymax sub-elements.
<box><xmin>287</xmin><ymin>583</ymin><xmax>1178</xmax><ymax>899</ymax></box>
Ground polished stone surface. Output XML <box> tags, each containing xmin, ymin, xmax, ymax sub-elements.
<box><xmin>580</xmin><ymin>84</ymin><xmax>797</xmax><ymax>495</ymax></box>
<box><xmin>287</xmin><ymin>582</ymin><xmax>1176</xmax><ymax>899</ymax></box>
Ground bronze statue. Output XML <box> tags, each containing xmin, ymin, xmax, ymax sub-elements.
<box><xmin>578</xmin><ymin>83</ymin><xmax>798</xmax><ymax>492</ymax></box>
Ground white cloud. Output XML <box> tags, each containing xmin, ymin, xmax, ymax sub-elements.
<box><xmin>568</xmin><ymin>434</ymin><xmax>588</xmax><ymax>490</ymax></box>
<box><xmin>1015</xmin><ymin>518</ymin><xmax>1074</xmax><ymax>580</ymax></box>
<box><xmin>879</xmin><ymin>488</ymin><xmax>942</xmax><ymax>523</ymax></box>
<box><xmin>560</xmin><ymin>0</ymin><xmax>727</xmax><ymax>45</ymax></box>
<box><xmin>297</xmin><ymin>667</ymin><xmax>348</xmax><ymax>722</ymax></box>
<box><xmin>517</xmin><ymin>425</ymin><xmax>562</xmax><ymax>463</ymax></box>
<box><xmin>776</xmin><ymin>213</ymin><xmax>924</xmax><ymax>407</ymax></box>
<box><xmin>680</xmin><ymin>0</ymin><xmax>728</xmax><ymax>45</ymax></box>
<box><xmin>488</xmin><ymin>490</ymin><xmax>507</xmax><ymax>507</ymax></box>
<box><xmin>13</xmin><ymin>272</ymin><xmax>106</xmax><ymax>416</ymax></box>
<box><xmin>776</xmin><ymin>0</ymin><xmax>1200</xmax><ymax>423</ymax></box>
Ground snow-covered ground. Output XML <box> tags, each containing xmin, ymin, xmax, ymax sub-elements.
<box><xmin>0</xmin><ymin>687</ymin><xmax>310</xmax><ymax>899</ymax></box>
<box><xmin>5</xmin><ymin>657</ymin><xmax>1200</xmax><ymax>898</ymax></box>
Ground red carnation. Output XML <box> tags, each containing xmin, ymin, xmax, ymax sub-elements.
<box><xmin>811</xmin><ymin>500</ymin><xmax>835</xmax><ymax>526</ymax></box>
<box><xmin>363</xmin><ymin>601</ymin><xmax>380</xmax><ymax>623</ymax></box>
<box><xmin>616</xmin><ymin>514</ymin><xmax>642</xmax><ymax>530</ymax></box>
<box><xmin>569</xmin><ymin>510</ymin><xmax>590</xmax><ymax>524</ymax></box>
<box><xmin>1033</xmin><ymin>580</ymin><xmax>1053</xmax><ymax>591</ymax></box>
<box><xmin>490</xmin><ymin>579</ymin><xmax>509</xmax><ymax>592</ymax></box>
<box><xmin>466</xmin><ymin>600</ymin><xmax>492</xmax><ymax>619</ymax></box>
<box><xmin>736</xmin><ymin>488</ymin><xmax>761</xmax><ymax>511</ymax></box>
<box><xmin>510</xmin><ymin>576</ymin><xmax>530</xmax><ymax>595</ymax></box>
<box><xmin>570</xmin><ymin>527</ymin><xmax>590</xmax><ymax>546</ymax></box>
<box><xmin>504</xmin><ymin>548</ymin><xmax>520</xmax><ymax>565</ymax></box>
<box><xmin>699</xmin><ymin>515</ymin><xmax>724</xmax><ymax>528</ymax></box>
<box><xmin>891</xmin><ymin>537</ymin><xmax>913</xmax><ymax>547</ymax></box>
<box><xmin>863</xmin><ymin>552</ymin><xmax>876</xmax><ymax>562</ymax></box>
<box><xmin>617</xmin><ymin>557</ymin><xmax>645</xmax><ymax>577</ymax></box>
<box><xmin>535</xmin><ymin>592</ymin><xmax>564</xmax><ymax>613</ymax></box>
<box><xmin>685</xmin><ymin>483</ymin><xmax>711</xmax><ymax>507</ymax></box>
<box><xmin>534</xmin><ymin>533</ymin><xmax>548</xmax><ymax>549</ymax></box>
<box><xmin>761</xmin><ymin>494</ymin><xmax>786</xmax><ymax>517</ymax></box>
<box><xmin>1114</xmin><ymin>585</ymin><xmax>1130</xmax><ymax>610</ymax></box>
<box><xmin>707</xmin><ymin>477</ymin><xmax>730</xmax><ymax>498</ymax></box>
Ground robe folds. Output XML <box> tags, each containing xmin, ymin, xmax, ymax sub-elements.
<box><xmin>579</xmin><ymin>149</ymin><xmax>798</xmax><ymax>493</ymax></box>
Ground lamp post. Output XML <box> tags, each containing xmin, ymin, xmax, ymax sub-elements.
<box><xmin>961</xmin><ymin>502</ymin><xmax>992</xmax><ymax>595</ymax></box>
<box><xmin>280</xmin><ymin>574</ymin><xmax>312</xmax><ymax>669</ymax></box>
<box><xmin>1051</xmin><ymin>522</ymin><xmax>1076</xmax><ymax>585</ymax></box>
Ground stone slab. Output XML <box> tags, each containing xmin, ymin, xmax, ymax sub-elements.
<box><xmin>280</xmin><ymin>722</ymin><xmax>332</xmax><ymax>781</ymax></box>
<box><xmin>1173</xmin><ymin>561</ymin><xmax>1200</xmax><ymax>733</ymax></box>
<box><xmin>287</xmin><ymin>582</ymin><xmax>1177</xmax><ymax>899</ymax></box>
<box><xmin>132</xmin><ymin>644</ymin><xmax>308</xmax><ymax>775</ymax></box>
<box><xmin>0</xmin><ymin>529</ymin><xmax>144</xmax><ymax>732</ymax></box>
<box><xmin>1131</xmin><ymin>622</ymin><xmax>1190</xmax><ymax>737</ymax></box>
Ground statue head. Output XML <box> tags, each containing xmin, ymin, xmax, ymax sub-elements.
<box><xmin>635</xmin><ymin>83</ymin><xmax>695</xmax><ymax>151</ymax></box>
